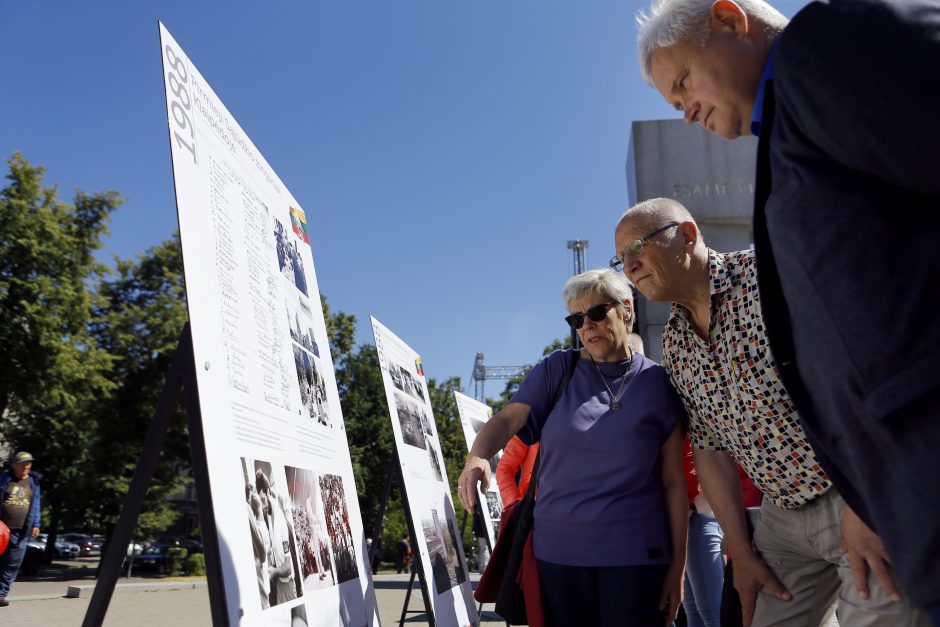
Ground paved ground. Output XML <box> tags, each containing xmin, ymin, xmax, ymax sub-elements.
<box><xmin>3</xmin><ymin>558</ymin><xmax>507</xmax><ymax>626</ymax></box>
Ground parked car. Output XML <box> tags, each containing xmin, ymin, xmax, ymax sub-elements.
<box><xmin>133</xmin><ymin>544</ymin><xmax>171</xmax><ymax>574</ymax></box>
<box><xmin>60</xmin><ymin>533</ymin><xmax>103</xmax><ymax>557</ymax></box>
<box><xmin>35</xmin><ymin>534</ymin><xmax>81</xmax><ymax>559</ymax></box>
<box><xmin>182</xmin><ymin>538</ymin><xmax>203</xmax><ymax>554</ymax></box>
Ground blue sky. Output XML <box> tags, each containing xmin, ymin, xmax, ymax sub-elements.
<box><xmin>1</xmin><ymin>1</ymin><xmax>805</xmax><ymax>398</ymax></box>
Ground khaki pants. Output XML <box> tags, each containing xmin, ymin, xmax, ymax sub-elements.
<box><xmin>752</xmin><ymin>489</ymin><xmax>928</xmax><ymax>627</ymax></box>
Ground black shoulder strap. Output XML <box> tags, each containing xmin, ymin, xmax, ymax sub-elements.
<box><xmin>527</xmin><ymin>349</ymin><xmax>580</xmax><ymax>492</ymax></box>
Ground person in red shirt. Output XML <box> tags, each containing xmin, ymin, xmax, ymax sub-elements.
<box><xmin>494</xmin><ymin>436</ymin><xmax>538</xmax><ymax>508</ymax></box>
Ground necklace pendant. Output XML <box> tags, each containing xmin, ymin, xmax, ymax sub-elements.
<box><xmin>611</xmin><ymin>401</ymin><xmax>621</xmax><ymax>411</ymax></box>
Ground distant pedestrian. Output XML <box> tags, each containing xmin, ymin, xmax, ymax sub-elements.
<box><xmin>367</xmin><ymin>538</ymin><xmax>382</xmax><ymax>575</ymax></box>
<box><xmin>395</xmin><ymin>534</ymin><xmax>411</xmax><ymax>574</ymax></box>
<box><xmin>0</xmin><ymin>451</ymin><xmax>41</xmax><ymax>608</ymax></box>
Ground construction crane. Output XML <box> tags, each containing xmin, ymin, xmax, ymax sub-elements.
<box><xmin>566</xmin><ymin>240</ymin><xmax>588</xmax><ymax>349</ymax></box>
<box><xmin>469</xmin><ymin>239</ymin><xmax>589</xmax><ymax>402</ymax></box>
<box><xmin>469</xmin><ymin>352</ymin><xmax>529</xmax><ymax>402</ymax></box>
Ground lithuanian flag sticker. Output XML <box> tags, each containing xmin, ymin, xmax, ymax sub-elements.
<box><xmin>289</xmin><ymin>206</ymin><xmax>309</xmax><ymax>244</ymax></box>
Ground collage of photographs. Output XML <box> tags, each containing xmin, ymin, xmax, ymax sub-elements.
<box><xmin>392</xmin><ymin>388</ymin><xmax>444</xmax><ymax>483</ymax></box>
<box><xmin>243</xmin><ymin>457</ymin><xmax>365</xmax><ymax>625</ymax></box>
<box><xmin>420</xmin><ymin>504</ymin><xmax>468</xmax><ymax>595</ymax></box>
<box><xmin>371</xmin><ymin>319</ymin><xmax>477</xmax><ymax>625</ymax></box>
<box><xmin>455</xmin><ymin>394</ymin><xmax>504</xmax><ymax>541</ymax></box>
<box><xmin>274</xmin><ymin>215</ymin><xmax>331</xmax><ymax>427</ymax></box>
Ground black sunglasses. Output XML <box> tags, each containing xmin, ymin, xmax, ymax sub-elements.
<box><xmin>565</xmin><ymin>302</ymin><xmax>619</xmax><ymax>330</ymax></box>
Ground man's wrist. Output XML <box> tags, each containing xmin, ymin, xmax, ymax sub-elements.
<box><xmin>727</xmin><ymin>540</ymin><xmax>757</xmax><ymax>563</ymax></box>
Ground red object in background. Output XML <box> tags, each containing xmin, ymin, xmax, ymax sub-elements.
<box><xmin>0</xmin><ymin>520</ymin><xmax>9</xmax><ymax>555</ymax></box>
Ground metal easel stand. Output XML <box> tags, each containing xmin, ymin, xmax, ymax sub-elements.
<box><xmin>82</xmin><ymin>323</ymin><xmax>229</xmax><ymax>627</ymax></box>
<box><xmin>393</xmin><ymin>462</ymin><xmax>436</xmax><ymax>627</ymax></box>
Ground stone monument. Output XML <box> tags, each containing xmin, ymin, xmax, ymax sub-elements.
<box><xmin>626</xmin><ymin>119</ymin><xmax>757</xmax><ymax>362</ymax></box>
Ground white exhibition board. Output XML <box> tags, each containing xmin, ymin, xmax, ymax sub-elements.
<box><xmin>370</xmin><ymin>317</ymin><xmax>479</xmax><ymax>627</ymax></box>
<box><xmin>159</xmin><ymin>23</ymin><xmax>379</xmax><ymax>627</ymax></box>
<box><xmin>453</xmin><ymin>392</ymin><xmax>503</xmax><ymax>549</ymax></box>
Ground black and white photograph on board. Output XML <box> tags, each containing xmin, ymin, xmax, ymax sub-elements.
<box><xmin>285</xmin><ymin>466</ymin><xmax>337</xmax><ymax>591</ymax></box>
<box><xmin>422</xmin><ymin>507</ymin><xmax>468</xmax><ymax>594</ymax></box>
<box><xmin>274</xmin><ymin>218</ymin><xmax>309</xmax><ymax>297</ymax></box>
<box><xmin>285</xmin><ymin>294</ymin><xmax>320</xmax><ymax>357</ymax></box>
<box><xmin>242</xmin><ymin>457</ymin><xmax>303</xmax><ymax>609</ymax></box>
<box><xmin>426</xmin><ymin>437</ymin><xmax>444</xmax><ymax>482</ymax></box>
<box><xmin>387</xmin><ymin>362</ymin><xmax>405</xmax><ymax>392</ymax></box>
<box><xmin>394</xmin><ymin>392</ymin><xmax>427</xmax><ymax>450</ymax></box>
<box><xmin>418</xmin><ymin>407</ymin><xmax>434</xmax><ymax>438</ymax></box>
<box><xmin>319</xmin><ymin>473</ymin><xmax>360</xmax><ymax>584</ymax></box>
<box><xmin>387</xmin><ymin>360</ymin><xmax>425</xmax><ymax>402</ymax></box>
<box><xmin>486</xmin><ymin>492</ymin><xmax>502</xmax><ymax>529</ymax></box>
<box><xmin>293</xmin><ymin>344</ymin><xmax>330</xmax><ymax>426</ymax></box>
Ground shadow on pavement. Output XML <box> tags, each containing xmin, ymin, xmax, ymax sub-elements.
<box><xmin>18</xmin><ymin>557</ymin><xmax>100</xmax><ymax>582</ymax></box>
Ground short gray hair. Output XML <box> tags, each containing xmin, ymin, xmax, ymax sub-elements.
<box><xmin>621</xmin><ymin>197</ymin><xmax>696</xmax><ymax>231</ymax></box>
<box><xmin>636</xmin><ymin>0</ymin><xmax>788</xmax><ymax>86</ymax></box>
<box><xmin>563</xmin><ymin>268</ymin><xmax>635</xmax><ymax>313</ymax></box>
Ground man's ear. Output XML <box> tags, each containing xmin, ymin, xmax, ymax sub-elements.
<box><xmin>710</xmin><ymin>0</ymin><xmax>749</xmax><ymax>37</ymax></box>
<box><xmin>679</xmin><ymin>221</ymin><xmax>699</xmax><ymax>247</ymax></box>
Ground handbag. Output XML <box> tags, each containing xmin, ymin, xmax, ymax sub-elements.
<box><xmin>474</xmin><ymin>349</ymin><xmax>579</xmax><ymax>625</ymax></box>
<box><xmin>0</xmin><ymin>520</ymin><xmax>9</xmax><ymax>555</ymax></box>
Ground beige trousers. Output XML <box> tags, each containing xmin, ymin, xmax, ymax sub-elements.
<box><xmin>752</xmin><ymin>489</ymin><xmax>929</xmax><ymax>627</ymax></box>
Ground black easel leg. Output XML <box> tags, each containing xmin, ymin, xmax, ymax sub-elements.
<box><xmin>181</xmin><ymin>326</ymin><xmax>230</xmax><ymax>627</ymax></box>
<box><xmin>82</xmin><ymin>327</ymin><xmax>190</xmax><ymax>627</ymax></box>
<box><xmin>369</xmin><ymin>454</ymin><xmax>396</xmax><ymax>568</ymax></box>
<box><xmin>395</xmin><ymin>464</ymin><xmax>436</xmax><ymax>627</ymax></box>
<box><xmin>398</xmin><ymin>569</ymin><xmax>418</xmax><ymax>627</ymax></box>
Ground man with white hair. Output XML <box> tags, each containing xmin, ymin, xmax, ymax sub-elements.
<box><xmin>635</xmin><ymin>0</ymin><xmax>940</xmax><ymax>624</ymax></box>
<box><xmin>613</xmin><ymin>198</ymin><xmax>928</xmax><ymax>626</ymax></box>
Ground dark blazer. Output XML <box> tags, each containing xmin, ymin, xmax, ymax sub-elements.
<box><xmin>753</xmin><ymin>0</ymin><xmax>940</xmax><ymax>608</ymax></box>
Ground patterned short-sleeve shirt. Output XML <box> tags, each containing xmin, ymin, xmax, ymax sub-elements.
<box><xmin>661</xmin><ymin>249</ymin><xmax>831</xmax><ymax>510</ymax></box>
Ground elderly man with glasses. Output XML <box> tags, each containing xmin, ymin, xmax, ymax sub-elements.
<box><xmin>612</xmin><ymin>198</ymin><xmax>928</xmax><ymax>627</ymax></box>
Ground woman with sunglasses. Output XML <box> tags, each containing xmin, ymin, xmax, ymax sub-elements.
<box><xmin>458</xmin><ymin>268</ymin><xmax>687</xmax><ymax>627</ymax></box>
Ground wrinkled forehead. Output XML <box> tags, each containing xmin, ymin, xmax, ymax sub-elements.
<box><xmin>568</xmin><ymin>291</ymin><xmax>612</xmax><ymax>312</ymax></box>
<box><xmin>649</xmin><ymin>42</ymin><xmax>690</xmax><ymax>100</ymax></box>
<box><xmin>615</xmin><ymin>214</ymin><xmax>659</xmax><ymax>244</ymax></box>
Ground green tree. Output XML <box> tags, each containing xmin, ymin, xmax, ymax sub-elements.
<box><xmin>0</xmin><ymin>152</ymin><xmax>120</xmax><ymax>545</ymax></box>
<box><xmin>335</xmin><ymin>343</ymin><xmax>396</xmax><ymax>539</ymax></box>
<box><xmin>90</xmin><ymin>234</ymin><xmax>191</xmax><ymax>538</ymax></box>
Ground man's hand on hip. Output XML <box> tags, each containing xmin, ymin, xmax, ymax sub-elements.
<box><xmin>732</xmin><ymin>551</ymin><xmax>792</xmax><ymax>627</ymax></box>
<box><xmin>841</xmin><ymin>504</ymin><xmax>902</xmax><ymax>602</ymax></box>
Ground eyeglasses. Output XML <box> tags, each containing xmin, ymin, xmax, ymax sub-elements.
<box><xmin>609</xmin><ymin>222</ymin><xmax>680</xmax><ymax>272</ymax></box>
<box><xmin>565</xmin><ymin>302</ymin><xmax>619</xmax><ymax>330</ymax></box>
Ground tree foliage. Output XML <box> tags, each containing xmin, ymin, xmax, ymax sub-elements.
<box><xmin>90</xmin><ymin>234</ymin><xmax>191</xmax><ymax>538</ymax></box>
<box><xmin>0</xmin><ymin>152</ymin><xmax>120</xmax><ymax>543</ymax></box>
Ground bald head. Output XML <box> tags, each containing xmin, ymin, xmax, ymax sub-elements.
<box><xmin>613</xmin><ymin>198</ymin><xmax>709</xmax><ymax>304</ymax></box>
<box><xmin>617</xmin><ymin>197</ymin><xmax>696</xmax><ymax>234</ymax></box>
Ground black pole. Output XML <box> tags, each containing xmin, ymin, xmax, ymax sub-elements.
<box><xmin>369</xmin><ymin>452</ymin><xmax>396</xmax><ymax>566</ymax></box>
<box><xmin>82</xmin><ymin>328</ymin><xmax>189</xmax><ymax>627</ymax></box>
<box><xmin>395</xmin><ymin>463</ymin><xmax>436</xmax><ymax>627</ymax></box>
<box><xmin>181</xmin><ymin>325</ymin><xmax>231</xmax><ymax>627</ymax></box>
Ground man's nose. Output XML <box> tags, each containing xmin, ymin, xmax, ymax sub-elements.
<box><xmin>683</xmin><ymin>101</ymin><xmax>700</xmax><ymax>125</ymax></box>
<box><xmin>625</xmin><ymin>257</ymin><xmax>642</xmax><ymax>279</ymax></box>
